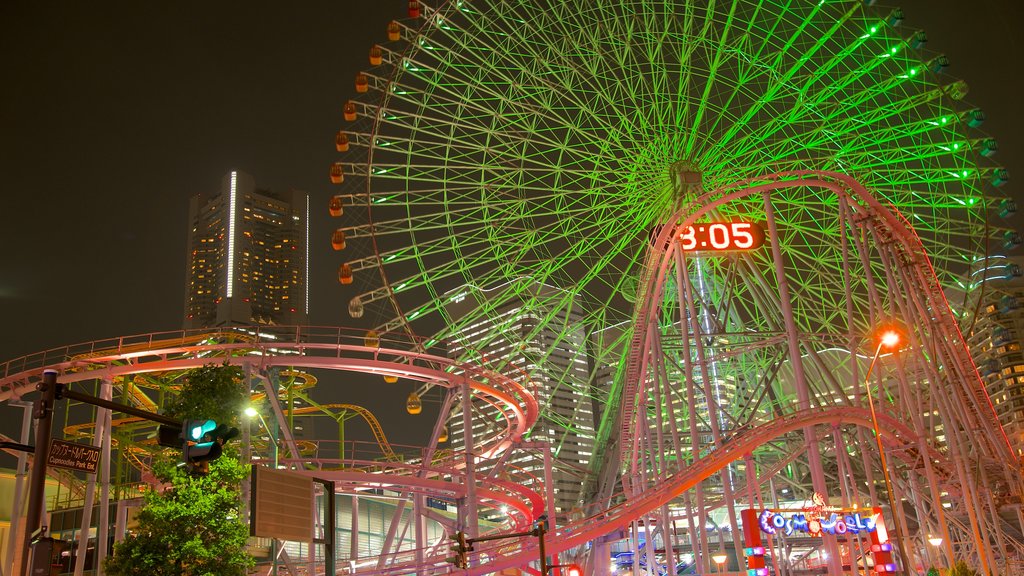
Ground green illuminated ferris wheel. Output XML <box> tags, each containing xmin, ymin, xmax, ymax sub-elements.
<box><xmin>330</xmin><ymin>0</ymin><xmax>1012</xmax><ymax>376</ymax></box>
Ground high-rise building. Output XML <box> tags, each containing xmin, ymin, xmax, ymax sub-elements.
<box><xmin>184</xmin><ymin>171</ymin><xmax>310</xmax><ymax>329</ymax></box>
<box><xmin>445</xmin><ymin>280</ymin><xmax>596</xmax><ymax>518</ymax></box>
<box><xmin>963</xmin><ymin>255</ymin><xmax>1024</xmax><ymax>455</ymax></box>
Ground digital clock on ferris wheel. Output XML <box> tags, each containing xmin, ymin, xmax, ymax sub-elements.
<box><xmin>678</xmin><ymin>221</ymin><xmax>766</xmax><ymax>252</ymax></box>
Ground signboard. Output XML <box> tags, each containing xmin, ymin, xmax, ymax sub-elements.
<box><xmin>757</xmin><ymin>493</ymin><xmax>880</xmax><ymax>538</ymax></box>
<box><xmin>47</xmin><ymin>439</ymin><xmax>100</xmax><ymax>474</ymax></box>
<box><xmin>252</xmin><ymin>466</ymin><xmax>313</xmax><ymax>543</ymax></box>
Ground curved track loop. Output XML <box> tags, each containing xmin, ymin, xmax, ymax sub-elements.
<box><xmin>0</xmin><ymin>329</ymin><xmax>538</xmax><ymax>459</ymax></box>
<box><xmin>607</xmin><ymin>170</ymin><xmax>1022</xmax><ymax>576</ymax></box>
<box><xmin>0</xmin><ymin>328</ymin><xmax>554</xmax><ymax>571</ymax></box>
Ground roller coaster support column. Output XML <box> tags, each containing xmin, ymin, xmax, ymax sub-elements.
<box><xmin>544</xmin><ymin>446</ymin><xmax>556</xmax><ymax>532</ymax></box>
<box><xmin>240</xmin><ymin>364</ymin><xmax>253</xmax><ymax>524</ymax></box>
<box><xmin>21</xmin><ymin>369</ymin><xmax>58</xmax><ymax>576</ymax></box>
<box><xmin>461</xmin><ymin>377</ymin><xmax>479</xmax><ymax>538</ymax></box>
<box><xmin>522</xmin><ymin>441</ymin><xmax>557</xmax><ymax>530</ymax></box>
<box><xmin>763</xmin><ymin>192</ymin><xmax>842</xmax><ymax>576</ymax></box>
<box><xmin>4</xmin><ymin>400</ymin><xmax>31</xmax><ymax>576</ymax></box>
<box><xmin>72</xmin><ymin>379</ymin><xmax>112</xmax><ymax>576</ymax></box>
<box><xmin>95</xmin><ymin>379</ymin><xmax>112</xmax><ymax>575</ymax></box>
<box><xmin>413</xmin><ymin>494</ymin><xmax>424</xmax><ymax>567</ymax></box>
<box><xmin>350</xmin><ymin>496</ymin><xmax>359</xmax><ymax>567</ymax></box>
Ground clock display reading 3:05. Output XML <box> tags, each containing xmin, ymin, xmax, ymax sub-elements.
<box><xmin>678</xmin><ymin>221</ymin><xmax>766</xmax><ymax>252</ymax></box>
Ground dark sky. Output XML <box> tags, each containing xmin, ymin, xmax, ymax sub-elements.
<box><xmin>0</xmin><ymin>2</ymin><xmax>395</xmax><ymax>356</ymax></box>
<box><xmin>0</xmin><ymin>1</ymin><xmax>1021</xmax><ymax>443</ymax></box>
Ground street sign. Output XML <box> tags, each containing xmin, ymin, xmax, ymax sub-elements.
<box><xmin>251</xmin><ymin>466</ymin><xmax>313</xmax><ymax>543</ymax></box>
<box><xmin>46</xmin><ymin>439</ymin><xmax>99</xmax><ymax>474</ymax></box>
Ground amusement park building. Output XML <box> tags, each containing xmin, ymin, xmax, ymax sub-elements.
<box><xmin>183</xmin><ymin>171</ymin><xmax>310</xmax><ymax>329</ymax></box>
<box><xmin>963</xmin><ymin>255</ymin><xmax>1024</xmax><ymax>456</ymax></box>
<box><xmin>445</xmin><ymin>281</ymin><xmax>597</xmax><ymax>518</ymax></box>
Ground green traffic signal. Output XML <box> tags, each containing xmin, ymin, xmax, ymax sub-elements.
<box><xmin>181</xmin><ymin>419</ymin><xmax>239</xmax><ymax>474</ymax></box>
<box><xmin>188</xmin><ymin>419</ymin><xmax>217</xmax><ymax>441</ymax></box>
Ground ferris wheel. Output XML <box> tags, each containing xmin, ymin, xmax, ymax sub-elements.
<box><xmin>325</xmin><ymin>1</ymin><xmax>1020</xmax><ymax>573</ymax></box>
<box><xmin>331</xmin><ymin>0</ymin><xmax>1010</xmax><ymax>349</ymax></box>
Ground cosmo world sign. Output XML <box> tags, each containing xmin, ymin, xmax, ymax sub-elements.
<box><xmin>757</xmin><ymin>493</ymin><xmax>883</xmax><ymax>538</ymax></box>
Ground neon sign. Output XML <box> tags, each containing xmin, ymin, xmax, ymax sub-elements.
<box><xmin>757</xmin><ymin>493</ymin><xmax>879</xmax><ymax>537</ymax></box>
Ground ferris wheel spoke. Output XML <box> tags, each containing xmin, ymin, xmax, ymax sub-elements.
<box><xmin>399</xmin><ymin>20</ymin><xmax>625</xmax><ymax>156</ymax></box>
<box><xmin>701</xmin><ymin>3</ymin><xmax>853</xmax><ymax>161</ymax></box>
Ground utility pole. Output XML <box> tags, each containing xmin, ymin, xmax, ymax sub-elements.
<box><xmin>20</xmin><ymin>370</ymin><xmax>58</xmax><ymax>576</ymax></box>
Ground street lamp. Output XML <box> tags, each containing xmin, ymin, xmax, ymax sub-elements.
<box><xmin>244</xmin><ymin>406</ymin><xmax>278</xmax><ymax>468</ymax></box>
<box><xmin>712</xmin><ymin>554</ymin><xmax>728</xmax><ymax>573</ymax></box>
<box><xmin>928</xmin><ymin>536</ymin><xmax>943</xmax><ymax>547</ymax></box>
<box><xmin>864</xmin><ymin>326</ymin><xmax>913</xmax><ymax>574</ymax></box>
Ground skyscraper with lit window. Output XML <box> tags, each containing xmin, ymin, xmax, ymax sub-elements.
<box><xmin>184</xmin><ymin>171</ymin><xmax>310</xmax><ymax>329</ymax></box>
<box><xmin>445</xmin><ymin>280</ymin><xmax>596</xmax><ymax>518</ymax></box>
<box><xmin>963</xmin><ymin>255</ymin><xmax>1024</xmax><ymax>456</ymax></box>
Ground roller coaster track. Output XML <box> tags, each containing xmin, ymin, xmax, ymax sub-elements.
<box><xmin>336</xmin><ymin>406</ymin><xmax>925</xmax><ymax>576</ymax></box>
<box><xmin>253</xmin><ymin>369</ymin><xmax>400</xmax><ymax>462</ymax></box>
<box><xmin>0</xmin><ymin>335</ymin><xmax>537</xmax><ymax>457</ymax></box>
<box><xmin>284</xmin><ymin>403</ymin><xmax>399</xmax><ymax>462</ymax></box>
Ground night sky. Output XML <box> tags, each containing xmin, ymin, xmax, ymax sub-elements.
<box><xmin>1</xmin><ymin>1</ymin><xmax>1022</xmax><ymax>444</ymax></box>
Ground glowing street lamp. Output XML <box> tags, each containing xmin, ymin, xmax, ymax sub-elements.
<box><xmin>712</xmin><ymin>554</ymin><xmax>728</xmax><ymax>573</ymax></box>
<box><xmin>244</xmin><ymin>406</ymin><xmax>278</xmax><ymax>468</ymax></box>
<box><xmin>928</xmin><ymin>536</ymin><xmax>943</xmax><ymax>547</ymax></box>
<box><xmin>864</xmin><ymin>325</ymin><xmax>913</xmax><ymax>573</ymax></box>
<box><xmin>879</xmin><ymin>329</ymin><xmax>900</xmax><ymax>349</ymax></box>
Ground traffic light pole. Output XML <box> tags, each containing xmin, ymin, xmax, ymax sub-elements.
<box><xmin>20</xmin><ymin>370</ymin><xmax>58</xmax><ymax>576</ymax></box>
<box><xmin>19</xmin><ymin>372</ymin><xmax>184</xmax><ymax>576</ymax></box>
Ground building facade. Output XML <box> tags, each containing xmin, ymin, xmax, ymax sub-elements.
<box><xmin>963</xmin><ymin>255</ymin><xmax>1024</xmax><ymax>456</ymax></box>
<box><xmin>184</xmin><ymin>171</ymin><xmax>309</xmax><ymax>329</ymax></box>
<box><xmin>445</xmin><ymin>280</ymin><xmax>597</xmax><ymax>519</ymax></box>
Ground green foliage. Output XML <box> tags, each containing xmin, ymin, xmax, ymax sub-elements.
<box><xmin>927</xmin><ymin>568</ymin><xmax>940</xmax><ymax>576</ymax></box>
<box><xmin>163</xmin><ymin>363</ymin><xmax>245</xmax><ymax>426</ymax></box>
<box><xmin>948</xmin><ymin>561</ymin><xmax>981</xmax><ymax>576</ymax></box>
<box><xmin>105</xmin><ymin>365</ymin><xmax>254</xmax><ymax>576</ymax></box>
<box><xmin>104</xmin><ymin>456</ymin><xmax>253</xmax><ymax>576</ymax></box>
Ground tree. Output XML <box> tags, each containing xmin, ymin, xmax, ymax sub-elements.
<box><xmin>162</xmin><ymin>363</ymin><xmax>246</xmax><ymax>425</ymax></box>
<box><xmin>105</xmin><ymin>364</ymin><xmax>254</xmax><ymax>576</ymax></box>
<box><xmin>947</xmin><ymin>561</ymin><xmax>981</xmax><ymax>576</ymax></box>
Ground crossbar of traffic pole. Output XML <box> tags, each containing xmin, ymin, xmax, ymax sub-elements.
<box><xmin>0</xmin><ymin>441</ymin><xmax>34</xmax><ymax>453</ymax></box>
<box><xmin>58</xmin><ymin>387</ymin><xmax>180</xmax><ymax>427</ymax></box>
<box><xmin>465</xmin><ymin>528</ymin><xmax>537</xmax><ymax>544</ymax></box>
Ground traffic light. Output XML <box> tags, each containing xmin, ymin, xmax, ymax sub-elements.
<box><xmin>446</xmin><ymin>530</ymin><xmax>470</xmax><ymax>569</ymax></box>
<box><xmin>181</xmin><ymin>419</ymin><xmax>239</xmax><ymax>474</ymax></box>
